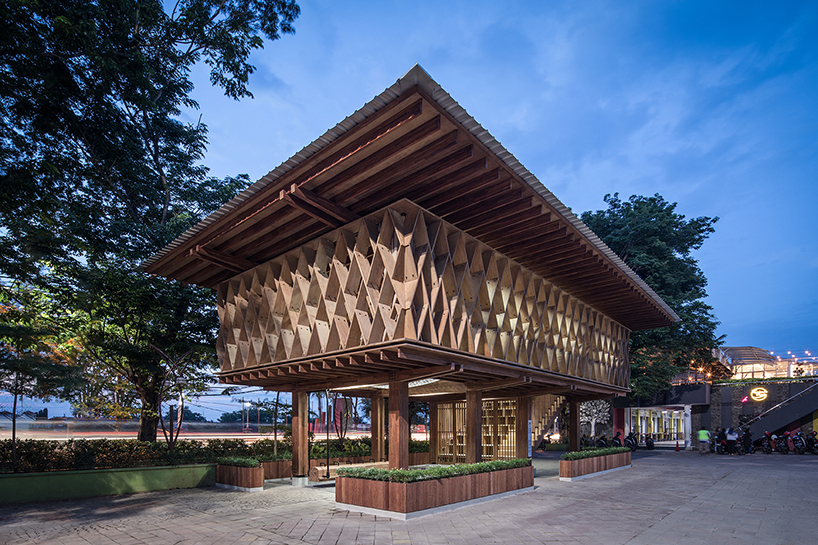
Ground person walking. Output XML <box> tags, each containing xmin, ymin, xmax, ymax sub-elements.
<box><xmin>697</xmin><ymin>427</ymin><xmax>711</xmax><ymax>456</ymax></box>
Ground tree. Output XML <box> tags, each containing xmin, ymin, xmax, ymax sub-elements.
<box><xmin>0</xmin><ymin>283</ymin><xmax>83</xmax><ymax>471</ymax></box>
<box><xmin>0</xmin><ymin>0</ymin><xmax>300</xmax><ymax>440</ymax></box>
<box><xmin>581</xmin><ymin>194</ymin><xmax>723</xmax><ymax>398</ymax></box>
<box><xmin>579</xmin><ymin>400</ymin><xmax>611</xmax><ymax>437</ymax></box>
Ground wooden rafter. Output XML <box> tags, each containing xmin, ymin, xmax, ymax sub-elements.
<box><xmin>190</xmin><ymin>245</ymin><xmax>255</xmax><ymax>274</ymax></box>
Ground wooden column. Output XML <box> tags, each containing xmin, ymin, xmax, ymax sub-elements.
<box><xmin>292</xmin><ymin>390</ymin><xmax>309</xmax><ymax>477</ymax></box>
<box><xmin>388</xmin><ymin>381</ymin><xmax>409</xmax><ymax>469</ymax></box>
<box><xmin>429</xmin><ymin>401</ymin><xmax>439</xmax><ymax>464</ymax></box>
<box><xmin>492</xmin><ymin>401</ymin><xmax>499</xmax><ymax>460</ymax></box>
<box><xmin>465</xmin><ymin>390</ymin><xmax>483</xmax><ymax>463</ymax></box>
<box><xmin>568</xmin><ymin>399</ymin><xmax>580</xmax><ymax>452</ymax></box>
<box><xmin>371</xmin><ymin>396</ymin><xmax>385</xmax><ymax>462</ymax></box>
<box><xmin>515</xmin><ymin>396</ymin><xmax>531</xmax><ymax>459</ymax></box>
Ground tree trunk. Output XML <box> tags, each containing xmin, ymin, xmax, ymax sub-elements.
<box><xmin>136</xmin><ymin>381</ymin><xmax>162</xmax><ymax>442</ymax></box>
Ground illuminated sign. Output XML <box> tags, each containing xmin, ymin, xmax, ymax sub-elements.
<box><xmin>750</xmin><ymin>387</ymin><xmax>768</xmax><ymax>402</ymax></box>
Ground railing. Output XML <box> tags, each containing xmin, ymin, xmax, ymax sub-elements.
<box><xmin>739</xmin><ymin>380</ymin><xmax>818</xmax><ymax>430</ymax></box>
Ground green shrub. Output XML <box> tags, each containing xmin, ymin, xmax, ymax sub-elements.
<box><xmin>216</xmin><ymin>456</ymin><xmax>260</xmax><ymax>468</ymax></box>
<box><xmin>256</xmin><ymin>452</ymin><xmax>292</xmax><ymax>462</ymax></box>
<box><xmin>560</xmin><ymin>447</ymin><xmax>630</xmax><ymax>461</ymax></box>
<box><xmin>336</xmin><ymin>458</ymin><xmax>530</xmax><ymax>483</ymax></box>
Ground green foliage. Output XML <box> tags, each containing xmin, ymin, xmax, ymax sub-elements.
<box><xmin>310</xmin><ymin>438</ymin><xmax>371</xmax><ymax>459</ymax></box>
<box><xmin>581</xmin><ymin>193</ymin><xmax>722</xmax><ymax>397</ymax></box>
<box><xmin>560</xmin><ymin>447</ymin><xmax>630</xmax><ymax>461</ymax></box>
<box><xmin>0</xmin><ymin>0</ymin><xmax>300</xmax><ymax>441</ymax></box>
<box><xmin>215</xmin><ymin>457</ymin><xmax>260</xmax><ymax>468</ymax></box>
<box><xmin>256</xmin><ymin>452</ymin><xmax>292</xmax><ymax>462</ymax></box>
<box><xmin>337</xmin><ymin>458</ymin><xmax>531</xmax><ymax>483</ymax></box>
<box><xmin>0</xmin><ymin>438</ymin><xmax>296</xmax><ymax>473</ymax></box>
<box><xmin>0</xmin><ymin>283</ymin><xmax>83</xmax><ymax>400</ymax></box>
<box><xmin>408</xmin><ymin>439</ymin><xmax>430</xmax><ymax>453</ymax></box>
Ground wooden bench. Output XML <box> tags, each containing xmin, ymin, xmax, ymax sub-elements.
<box><xmin>309</xmin><ymin>461</ymin><xmax>389</xmax><ymax>482</ymax></box>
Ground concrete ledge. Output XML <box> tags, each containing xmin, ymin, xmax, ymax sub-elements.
<box><xmin>215</xmin><ymin>483</ymin><xmax>264</xmax><ymax>492</ymax></box>
<box><xmin>291</xmin><ymin>476</ymin><xmax>309</xmax><ymax>487</ymax></box>
<box><xmin>559</xmin><ymin>464</ymin><xmax>632</xmax><ymax>481</ymax></box>
<box><xmin>0</xmin><ymin>464</ymin><xmax>215</xmax><ymax>505</ymax></box>
<box><xmin>336</xmin><ymin>486</ymin><xmax>535</xmax><ymax>520</ymax></box>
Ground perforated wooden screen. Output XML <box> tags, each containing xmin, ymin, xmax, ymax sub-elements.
<box><xmin>216</xmin><ymin>199</ymin><xmax>629</xmax><ymax>388</ymax></box>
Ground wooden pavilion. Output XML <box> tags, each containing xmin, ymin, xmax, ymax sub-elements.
<box><xmin>143</xmin><ymin>65</ymin><xmax>678</xmax><ymax>479</ymax></box>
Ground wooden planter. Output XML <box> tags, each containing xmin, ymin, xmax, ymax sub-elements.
<box><xmin>262</xmin><ymin>460</ymin><xmax>293</xmax><ymax>479</ymax></box>
<box><xmin>215</xmin><ymin>464</ymin><xmax>264</xmax><ymax>492</ymax></box>
<box><xmin>558</xmin><ymin>452</ymin><xmax>631</xmax><ymax>481</ymax></box>
<box><xmin>263</xmin><ymin>453</ymin><xmax>431</xmax><ymax>480</ymax></box>
<box><xmin>336</xmin><ymin>465</ymin><xmax>533</xmax><ymax>516</ymax></box>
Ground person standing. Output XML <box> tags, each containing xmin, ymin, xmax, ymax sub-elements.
<box><xmin>743</xmin><ymin>429</ymin><xmax>753</xmax><ymax>454</ymax></box>
<box><xmin>727</xmin><ymin>427</ymin><xmax>738</xmax><ymax>455</ymax></box>
<box><xmin>698</xmin><ymin>427</ymin><xmax>711</xmax><ymax>456</ymax></box>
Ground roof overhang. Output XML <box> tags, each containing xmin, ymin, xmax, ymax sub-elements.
<box><xmin>143</xmin><ymin>65</ymin><xmax>678</xmax><ymax>331</ymax></box>
<box><xmin>218</xmin><ymin>340</ymin><xmax>627</xmax><ymax>401</ymax></box>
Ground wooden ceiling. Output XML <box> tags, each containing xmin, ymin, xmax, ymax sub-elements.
<box><xmin>144</xmin><ymin>70</ymin><xmax>677</xmax><ymax>332</ymax></box>
<box><xmin>218</xmin><ymin>341</ymin><xmax>625</xmax><ymax>400</ymax></box>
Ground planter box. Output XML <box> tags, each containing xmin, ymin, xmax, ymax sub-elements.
<box><xmin>336</xmin><ymin>465</ymin><xmax>533</xmax><ymax>517</ymax></box>
<box><xmin>262</xmin><ymin>460</ymin><xmax>293</xmax><ymax>479</ymax></box>
<box><xmin>261</xmin><ymin>453</ymin><xmax>431</xmax><ymax>480</ymax></box>
<box><xmin>215</xmin><ymin>464</ymin><xmax>264</xmax><ymax>492</ymax></box>
<box><xmin>409</xmin><ymin>451</ymin><xmax>430</xmax><ymax>465</ymax></box>
<box><xmin>0</xmin><ymin>464</ymin><xmax>215</xmax><ymax>505</ymax></box>
<box><xmin>558</xmin><ymin>452</ymin><xmax>631</xmax><ymax>481</ymax></box>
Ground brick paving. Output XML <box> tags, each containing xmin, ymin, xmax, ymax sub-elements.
<box><xmin>1</xmin><ymin>450</ymin><xmax>816</xmax><ymax>544</ymax></box>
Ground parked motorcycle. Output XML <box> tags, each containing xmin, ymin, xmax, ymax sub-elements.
<box><xmin>792</xmin><ymin>431</ymin><xmax>807</xmax><ymax>455</ymax></box>
<box><xmin>644</xmin><ymin>435</ymin><xmax>655</xmax><ymax>450</ymax></box>
<box><xmin>624</xmin><ymin>432</ymin><xmax>639</xmax><ymax>452</ymax></box>
<box><xmin>596</xmin><ymin>434</ymin><xmax>609</xmax><ymax>448</ymax></box>
<box><xmin>761</xmin><ymin>431</ymin><xmax>774</xmax><ymax>454</ymax></box>
<box><xmin>714</xmin><ymin>437</ymin><xmax>728</xmax><ymax>455</ymax></box>
<box><xmin>774</xmin><ymin>431</ymin><xmax>790</xmax><ymax>454</ymax></box>
<box><xmin>737</xmin><ymin>431</ymin><xmax>754</xmax><ymax>455</ymax></box>
<box><xmin>611</xmin><ymin>431</ymin><xmax>623</xmax><ymax>448</ymax></box>
<box><xmin>806</xmin><ymin>431</ymin><xmax>818</xmax><ymax>454</ymax></box>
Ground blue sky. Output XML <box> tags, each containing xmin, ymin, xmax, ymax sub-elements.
<box><xmin>189</xmin><ymin>1</ymin><xmax>817</xmax><ymax>358</ymax></box>
<box><xmin>15</xmin><ymin>1</ymin><xmax>816</xmax><ymax>422</ymax></box>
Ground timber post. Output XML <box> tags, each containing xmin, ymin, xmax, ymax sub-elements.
<box><xmin>429</xmin><ymin>401</ymin><xmax>438</xmax><ymax>464</ymax></box>
<box><xmin>515</xmin><ymin>396</ymin><xmax>532</xmax><ymax>459</ymax></box>
<box><xmin>388</xmin><ymin>381</ymin><xmax>409</xmax><ymax>469</ymax></box>
<box><xmin>465</xmin><ymin>390</ymin><xmax>483</xmax><ymax>463</ymax></box>
<box><xmin>371</xmin><ymin>396</ymin><xmax>385</xmax><ymax>462</ymax></box>
<box><xmin>292</xmin><ymin>390</ymin><xmax>310</xmax><ymax>484</ymax></box>
<box><xmin>568</xmin><ymin>399</ymin><xmax>581</xmax><ymax>452</ymax></box>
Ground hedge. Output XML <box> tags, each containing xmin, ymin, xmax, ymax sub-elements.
<box><xmin>560</xmin><ymin>447</ymin><xmax>630</xmax><ymax>461</ymax></box>
<box><xmin>0</xmin><ymin>439</ymin><xmax>285</xmax><ymax>474</ymax></box>
<box><xmin>336</xmin><ymin>458</ymin><xmax>531</xmax><ymax>483</ymax></box>
<box><xmin>216</xmin><ymin>456</ymin><xmax>261</xmax><ymax>468</ymax></box>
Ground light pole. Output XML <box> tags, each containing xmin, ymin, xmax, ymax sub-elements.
<box><xmin>325</xmin><ymin>389</ymin><xmax>331</xmax><ymax>480</ymax></box>
<box><xmin>175</xmin><ymin>378</ymin><xmax>187</xmax><ymax>426</ymax></box>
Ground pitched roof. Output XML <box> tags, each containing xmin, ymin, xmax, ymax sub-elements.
<box><xmin>143</xmin><ymin>65</ymin><xmax>678</xmax><ymax>331</ymax></box>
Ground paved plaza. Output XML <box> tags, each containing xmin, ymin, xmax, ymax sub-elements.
<box><xmin>1</xmin><ymin>450</ymin><xmax>816</xmax><ymax>545</ymax></box>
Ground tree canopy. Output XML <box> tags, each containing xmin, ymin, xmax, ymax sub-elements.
<box><xmin>0</xmin><ymin>0</ymin><xmax>300</xmax><ymax>440</ymax></box>
<box><xmin>581</xmin><ymin>193</ymin><xmax>723</xmax><ymax>398</ymax></box>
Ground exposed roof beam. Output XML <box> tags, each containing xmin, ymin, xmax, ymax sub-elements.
<box><xmin>189</xmin><ymin>245</ymin><xmax>255</xmax><ymax>274</ymax></box>
<box><xmin>282</xmin><ymin>184</ymin><xmax>359</xmax><ymax>227</ymax></box>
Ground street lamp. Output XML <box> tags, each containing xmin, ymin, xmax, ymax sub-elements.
<box><xmin>326</xmin><ymin>389</ymin><xmax>331</xmax><ymax>480</ymax></box>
